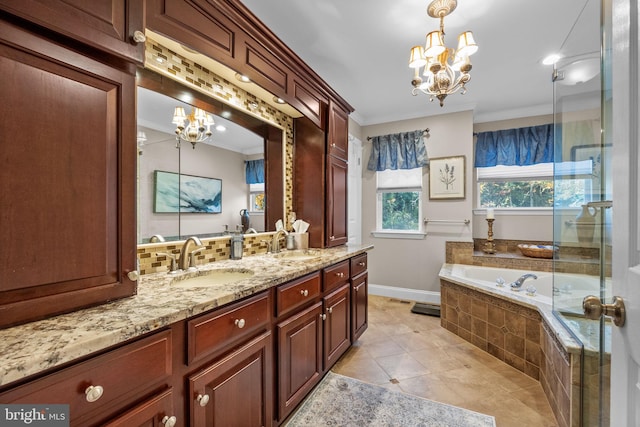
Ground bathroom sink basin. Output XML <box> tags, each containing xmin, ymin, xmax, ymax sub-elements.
<box><xmin>271</xmin><ymin>250</ymin><xmax>321</xmax><ymax>261</ymax></box>
<box><xmin>172</xmin><ymin>269</ymin><xmax>254</xmax><ymax>288</ymax></box>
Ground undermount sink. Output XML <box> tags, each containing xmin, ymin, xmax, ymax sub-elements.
<box><xmin>172</xmin><ymin>269</ymin><xmax>254</xmax><ymax>288</ymax></box>
<box><xmin>271</xmin><ymin>249</ymin><xmax>322</xmax><ymax>261</ymax></box>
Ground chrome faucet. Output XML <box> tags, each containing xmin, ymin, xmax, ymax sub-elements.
<box><xmin>180</xmin><ymin>236</ymin><xmax>204</xmax><ymax>270</ymax></box>
<box><xmin>271</xmin><ymin>229</ymin><xmax>287</xmax><ymax>253</ymax></box>
<box><xmin>510</xmin><ymin>273</ymin><xmax>538</xmax><ymax>290</ymax></box>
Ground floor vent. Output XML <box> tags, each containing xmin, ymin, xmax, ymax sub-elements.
<box><xmin>410</xmin><ymin>303</ymin><xmax>441</xmax><ymax>317</ymax></box>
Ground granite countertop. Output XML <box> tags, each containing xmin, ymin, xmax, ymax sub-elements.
<box><xmin>0</xmin><ymin>244</ymin><xmax>373</xmax><ymax>388</ymax></box>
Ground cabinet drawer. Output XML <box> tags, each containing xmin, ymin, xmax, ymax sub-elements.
<box><xmin>323</xmin><ymin>260</ymin><xmax>350</xmax><ymax>292</ymax></box>
<box><xmin>350</xmin><ymin>253</ymin><xmax>368</xmax><ymax>277</ymax></box>
<box><xmin>276</xmin><ymin>272</ymin><xmax>321</xmax><ymax>318</ymax></box>
<box><xmin>0</xmin><ymin>330</ymin><xmax>172</xmax><ymax>425</ymax></box>
<box><xmin>187</xmin><ymin>291</ymin><xmax>270</xmax><ymax>365</ymax></box>
<box><xmin>103</xmin><ymin>388</ymin><xmax>176</xmax><ymax>427</ymax></box>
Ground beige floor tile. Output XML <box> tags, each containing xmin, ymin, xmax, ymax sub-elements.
<box><xmin>331</xmin><ymin>295</ymin><xmax>558</xmax><ymax>426</ymax></box>
<box><xmin>375</xmin><ymin>352</ymin><xmax>431</xmax><ymax>380</ymax></box>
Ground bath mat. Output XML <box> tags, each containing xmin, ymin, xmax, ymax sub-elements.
<box><xmin>283</xmin><ymin>371</ymin><xmax>495</xmax><ymax>427</ymax></box>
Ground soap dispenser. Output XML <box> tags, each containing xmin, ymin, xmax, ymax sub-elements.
<box><xmin>230</xmin><ymin>233</ymin><xmax>244</xmax><ymax>260</ymax></box>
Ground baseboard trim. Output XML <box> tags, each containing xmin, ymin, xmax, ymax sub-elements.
<box><xmin>368</xmin><ymin>284</ymin><xmax>441</xmax><ymax>305</ymax></box>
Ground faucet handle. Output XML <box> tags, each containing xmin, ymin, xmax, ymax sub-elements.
<box><xmin>189</xmin><ymin>248</ymin><xmax>205</xmax><ymax>269</ymax></box>
<box><xmin>156</xmin><ymin>252</ymin><xmax>179</xmax><ymax>273</ymax></box>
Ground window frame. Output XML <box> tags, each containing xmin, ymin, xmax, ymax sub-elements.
<box><xmin>372</xmin><ymin>168</ymin><xmax>426</xmax><ymax>239</ymax></box>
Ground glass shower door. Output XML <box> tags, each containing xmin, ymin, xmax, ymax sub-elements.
<box><xmin>552</xmin><ymin>0</ymin><xmax>612</xmax><ymax>425</ymax></box>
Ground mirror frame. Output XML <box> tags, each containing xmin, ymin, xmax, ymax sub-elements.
<box><xmin>136</xmin><ymin>68</ymin><xmax>284</xmax><ymax>240</ymax></box>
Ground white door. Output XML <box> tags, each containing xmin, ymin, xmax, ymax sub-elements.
<box><xmin>347</xmin><ymin>135</ymin><xmax>362</xmax><ymax>246</ymax></box>
<box><xmin>610</xmin><ymin>1</ymin><xmax>640</xmax><ymax>425</ymax></box>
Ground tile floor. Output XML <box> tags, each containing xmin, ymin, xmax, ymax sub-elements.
<box><xmin>332</xmin><ymin>295</ymin><xmax>559</xmax><ymax>427</ymax></box>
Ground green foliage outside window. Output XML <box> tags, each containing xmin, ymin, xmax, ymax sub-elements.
<box><xmin>479</xmin><ymin>179</ymin><xmax>588</xmax><ymax>208</ymax></box>
<box><xmin>381</xmin><ymin>191</ymin><xmax>420</xmax><ymax>230</ymax></box>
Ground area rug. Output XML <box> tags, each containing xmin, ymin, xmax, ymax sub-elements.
<box><xmin>283</xmin><ymin>372</ymin><xmax>496</xmax><ymax>427</ymax></box>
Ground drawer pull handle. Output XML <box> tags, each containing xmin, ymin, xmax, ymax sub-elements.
<box><xmin>197</xmin><ymin>394</ymin><xmax>210</xmax><ymax>407</ymax></box>
<box><xmin>235</xmin><ymin>318</ymin><xmax>246</xmax><ymax>329</ymax></box>
<box><xmin>327</xmin><ymin>307</ymin><xmax>333</xmax><ymax>314</ymax></box>
<box><xmin>358</xmin><ymin>262</ymin><xmax>365</xmax><ymax>267</ymax></box>
<box><xmin>162</xmin><ymin>415</ymin><xmax>177</xmax><ymax>427</ymax></box>
<box><xmin>336</xmin><ymin>272</ymin><xmax>345</xmax><ymax>278</ymax></box>
<box><xmin>85</xmin><ymin>385</ymin><xmax>104</xmax><ymax>402</ymax></box>
<box><xmin>300</xmin><ymin>289</ymin><xmax>309</xmax><ymax>297</ymax></box>
<box><xmin>320</xmin><ymin>313</ymin><xmax>327</xmax><ymax>320</ymax></box>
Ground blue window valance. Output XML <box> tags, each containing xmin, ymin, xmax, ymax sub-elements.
<box><xmin>367</xmin><ymin>130</ymin><xmax>429</xmax><ymax>172</ymax></box>
<box><xmin>474</xmin><ymin>124</ymin><xmax>554</xmax><ymax>167</ymax></box>
<box><xmin>245</xmin><ymin>159</ymin><xmax>265</xmax><ymax>184</ymax></box>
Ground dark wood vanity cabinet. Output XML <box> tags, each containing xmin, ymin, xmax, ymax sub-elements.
<box><xmin>276</xmin><ymin>300</ymin><xmax>323</xmax><ymax>422</ymax></box>
<box><xmin>0</xmin><ymin>16</ymin><xmax>137</xmax><ymax>329</ymax></box>
<box><xmin>323</xmin><ymin>284</ymin><xmax>351</xmax><ymax>370</ymax></box>
<box><xmin>294</xmin><ymin>102</ymin><xmax>350</xmax><ymax>249</ymax></box>
<box><xmin>188</xmin><ymin>332</ymin><xmax>273</xmax><ymax>427</ymax></box>
<box><xmin>0</xmin><ymin>0</ymin><xmax>145</xmax><ymax>64</ymax></box>
<box><xmin>0</xmin><ymin>330</ymin><xmax>173</xmax><ymax>427</ymax></box>
<box><xmin>351</xmin><ymin>254</ymin><xmax>369</xmax><ymax>341</ymax></box>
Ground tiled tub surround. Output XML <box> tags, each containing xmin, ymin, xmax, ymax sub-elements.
<box><xmin>440</xmin><ymin>263</ymin><xmax>611</xmax><ymax>427</ymax></box>
<box><xmin>446</xmin><ymin>239</ymin><xmax>608</xmax><ymax>275</ymax></box>
<box><xmin>0</xmin><ymin>244</ymin><xmax>371</xmax><ymax>388</ymax></box>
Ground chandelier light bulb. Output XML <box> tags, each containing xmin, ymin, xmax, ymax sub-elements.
<box><xmin>408</xmin><ymin>0</ymin><xmax>476</xmax><ymax>107</ymax></box>
<box><xmin>173</xmin><ymin>106</ymin><xmax>215</xmax><ymax>149</ymax></box>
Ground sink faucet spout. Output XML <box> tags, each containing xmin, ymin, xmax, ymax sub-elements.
<box><xmin>180</xmin><ymin>236</ymin><xmax>204</xmax><ymax>270</ymax></box>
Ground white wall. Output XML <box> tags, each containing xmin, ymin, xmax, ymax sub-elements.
<box><xmin>360</xmin><ymin>110</ymin><xmax>474</xmax><ymax>303</ymax></box>
<box><xmin>139</xmin><ymin>141</ymin><xmax>252</xmax><ymax>240</ymax></box>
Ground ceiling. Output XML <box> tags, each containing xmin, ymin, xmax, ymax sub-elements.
<box><xmin>137</xmin><ymin>86</ymin><xmax>265</xmax><ymax>155</ymax></box>
<box><xmin>239</xmin><ymin>0</ymin><xmax>600</xmax><ymax>126</ymax></box>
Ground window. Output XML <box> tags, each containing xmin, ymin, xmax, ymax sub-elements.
<box><xmin>477</xmin><ymin>160</ymin><xmax>594</xmax><ymax>208</ymax></box>
<box><xmin>249</xmin><ymin>183</ymin><xmax>265</xmax><ymax>212</ymax></box>
<box><xmin>376</xmin><ymin>168</ymin><xmax>422</xmax><ymax>232</ymax></box>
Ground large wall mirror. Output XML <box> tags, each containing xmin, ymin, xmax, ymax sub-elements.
<box><xmin>136</xmin><ymin>67</ymin><xmax>286</xmax><ymax>244</ymax></box>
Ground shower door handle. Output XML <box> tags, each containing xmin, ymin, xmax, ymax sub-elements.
<box><xmin>583</xmin><ymin>295</ymin><xmax>626</xmax><ymax>327</ymax></box>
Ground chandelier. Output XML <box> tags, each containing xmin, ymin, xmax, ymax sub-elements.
<box><xmin>409</xmin><ymin>0</ymin><xmax>478</xmax><ymax>107</ymax></box>
<box><xmin>172</xmin><ymin>106</ymin><xmax>215</xmax><ymax>149</ymax></box>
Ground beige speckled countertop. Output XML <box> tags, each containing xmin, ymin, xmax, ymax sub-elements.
<box><xmin>0</xmin><ymin>245</ymin><xmax>373</xmax><ymax>388</ymax></box>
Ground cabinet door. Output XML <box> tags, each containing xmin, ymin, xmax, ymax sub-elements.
<box><xmin>323</xmin><ymin>284</ymin><xmax>351</xmax><ymax>371</ymax></box>
<box><xmin>352</xmin><ymin>272</ymin><xmax>369</xmax><ymax>342</ymax></box>
<box><xmin>0</xmin><ymin>0</ymin><xmax>145</xmax><ymax>63</ymax></box>
<box><xmin>188</xmin><ymin>332</ymin><xmax>273</xmax><ymax>427</ymax></box>
<box><xmin>277</xmin><ymin>301</ymin><xmax>323</xmax><ymax>421</ymax></box>
<box><xmin>326</xmin><ymin>156</ymin><xmax>348</xmax><ymax>247</ymax></box>
<box><xmin>327</xmin><ymin>100</ymin><xmax>349</xmax><ymax>161</ymax></box>
<box><xmin>0</xmin><ymin>20</ymin><xmax>137</xmax><ymax>328</ymax></box>
<box><xmin>103</xmin><ymin>389</ymin><xmax>177</xmax><ymax>427</ymax></box>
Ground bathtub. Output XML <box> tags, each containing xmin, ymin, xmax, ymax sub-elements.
<box><xmin>443</xmin><ymin>264</ymin><xmax>607</xmax><ymax>314</ymax></box>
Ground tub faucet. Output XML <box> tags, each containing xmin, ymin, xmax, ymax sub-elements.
<box><xmin>510</xmin><ymin>273</ymin><xmax>538</xmax><ymax>290</ymax></box>
<box><xmin>180</xmin><ymin>236</ymin><xmax>204</xmax><ymax>271</ymax></box>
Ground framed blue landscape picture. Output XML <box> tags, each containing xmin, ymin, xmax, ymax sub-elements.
<box><xmin>154</xmin><ymin>170</ymin><xmax>222</xmax><ymax>213</ymax></box>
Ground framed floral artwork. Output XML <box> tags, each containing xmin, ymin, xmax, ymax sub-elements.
<box><xmin>429</xmin><ymin>156</ymin><xmax>465</xmax><ymax>200</ymax></box>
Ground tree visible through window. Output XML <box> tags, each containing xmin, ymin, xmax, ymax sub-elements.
<box><xmin>376</xmin><ymin>168</ymin><xmax>422</xmax><ymax>232</ymax></box>
<box><xmin>381</xmin><ymin>191</ymin><xmax>420</xmax><ymax>229</ymax></box>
